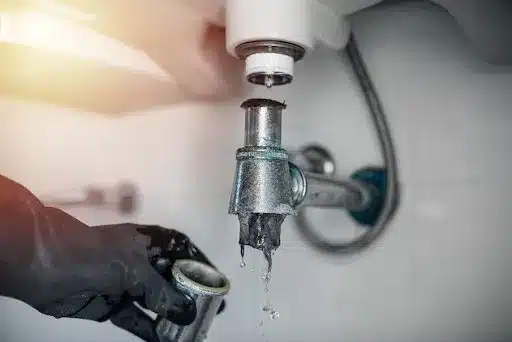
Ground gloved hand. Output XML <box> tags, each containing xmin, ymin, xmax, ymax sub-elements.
<box><xmin>0</xmin><ymin>174</ymin><xmax>224</xmax><ymax>342</ymax></box>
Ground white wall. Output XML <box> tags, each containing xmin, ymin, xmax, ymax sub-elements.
<box><xmin>1</xmin><ymin>1</ymin><xmax>512</xmax><ymax>341</ymax></box>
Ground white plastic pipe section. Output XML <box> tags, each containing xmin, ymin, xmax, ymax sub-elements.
<box><xmin>225</xmin><ymin>0</ymin><xmax>383</xmax><ymax>82</ymax></box>
<box><xmin>225</xmin><ymin>0</ymin><xmax>384</xmax><ymax>51</ymax></box>
<box><xmin>226</xmin><ymin>0</ymin><xmax>313</xmax><ymax>82</ymax></box>
<box><xmin>221</xmin><ymin>0</ymin><xmax>512</xmax><ymax>68</ymax></box>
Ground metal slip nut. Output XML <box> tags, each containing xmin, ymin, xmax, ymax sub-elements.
<box><xmin>241</xmin><ymin>98</ymin><xmax>286</xmax><ymax>110</ymax></box>
<box><xmin>235</xmin><ymin>40</ymin><xmax>306</xmax><ymax>62</ymax></box>
<box><xmin>156</xmin><ymin>260</ymin><xmax>230</xmax><ymax>342</ymax></box>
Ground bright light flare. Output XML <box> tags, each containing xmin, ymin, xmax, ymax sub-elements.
<box><xmin>0</xmin><ymin>9</ymin><xmax>168</xmax><ymax>78</ymax></box>
<box><xmin>38</xmin><ymin>0</ymin><xmax>97</xmax><ymax>22</ymax></box>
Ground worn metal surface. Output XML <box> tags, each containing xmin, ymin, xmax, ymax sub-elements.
<box><xmin>228</xmin><ymin>99</ymin><xmax>380</xmax><ymax>265</ymax></box>
<box><xmin>229</xmin><ymin>148</ymin><xmax>295</xmax><ymax>215</ymax></box>
<box><xmin>156</xmin><ymin>260</ymin><xmax>230</xmax><ymax>342</ymax></box>
<box><xmin>229</xmin><ymin>99</ymin><xmax>295</xmax><ymax>266</ymax></box>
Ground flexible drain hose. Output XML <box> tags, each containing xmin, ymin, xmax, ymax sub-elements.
<box><xmin>295</xmin><ymin>33</ymin><xmax>400</xmax><ymax>254</ymax></box>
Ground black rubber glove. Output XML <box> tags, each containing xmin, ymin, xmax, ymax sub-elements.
<box><xmin>0</xmin><ymin>174</ymin><xmax>224</xmax><ymax>342</ymax></box>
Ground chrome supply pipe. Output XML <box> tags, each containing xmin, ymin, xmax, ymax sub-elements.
<box><xmin>156</xmin><ymin>260</ymin><xmax>230</xmax><ymax>342</ymax></box>
<box><xmin>290</xmin><ymin>167</ymin><xmax>374</xmax><ymax>211</ymax></box>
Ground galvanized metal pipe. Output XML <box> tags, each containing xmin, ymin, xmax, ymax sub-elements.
<box><xmin>229</xmin><ymin>99</ymin><xmax>296</xmax><ymax>268</ymax></box>
<box><xmin>244</xmin><ymin>103</ymin><xmax>282</xmax><ymax>147</ymax></box>
<box><xmin>156</xmin><ymin>260</ymin><xmax>230</xmax><ymax>342</ymax></box>
<box><xmin>300</xmin><ymin>171</ymin><xmax>373</xmax><ymax>211</ymax></box>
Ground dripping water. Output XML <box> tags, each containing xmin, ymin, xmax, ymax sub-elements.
<box><xmin>260</xmin><ymin>247</ymin><xmax>277</xmax><ymax>292</ymax></box>
<box><xmin>263</xmin><ymin>304</ymin><xmax>280</xmax><ymax>320</ymax></box>
<box><xmin>260</xmin><ymin>248</ymin><xmax>273</xmax><ymax>292</ymax></box>
<box><xmin>240</xmin><ymin>244</ymin><xmax>246</xmax><ymax>268</ymax></box>
<box><xmin>260</xmin><ymin>270</ymin><xmax>271</xmax><ymax>293</ymax></box>
<box><xmin>264</xmin><ymin>75</ymin><xmax>274</xmax><ymax>88</ymax></box>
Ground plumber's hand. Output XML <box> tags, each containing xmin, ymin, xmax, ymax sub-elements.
<box><xmin>0</xmin><ymin>174</ymin><xmax>223</xmax><ymax>342</ymax></box>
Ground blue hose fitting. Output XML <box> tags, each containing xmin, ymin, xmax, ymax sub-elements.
<box><xmin>348</xmin><ymin>167</ymin><xmax>388</xmax><ymax>227</ymax></box>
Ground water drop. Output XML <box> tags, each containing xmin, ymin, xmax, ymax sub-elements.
<box><xmin>265</xmin><ymin>76</ymin><xmax>274</xmax><ymax>88</ymax></box>
<box><xmin>260</xmin><ymin>272</ymin><xmax>270</xmax><ymax>282</ymax></box>
<box><xmin>260</xmin><ymin>270</ymin><xmax>271</xmax><ymax>292</ymax></box>
<box><xmin>239</xmin><ymin>244</ymin><xmax>246</xmax><ymax>268</ymax></box>
<box><xmin>263</xmin><ymin>249</ymin><xmax>272</xmax><ymax>274</ymax></box>
<box><xmin>258</xmin><ymin>321</ymin><xmax>263</xmax><ymax>327</ymax></box>
<box><xmin>263</xmin><ymin>304</ymin><xmax>280</xmax><ymax>320</ymax></box>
